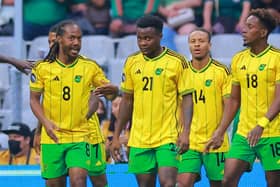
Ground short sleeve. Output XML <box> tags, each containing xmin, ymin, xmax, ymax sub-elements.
<box><xmin>29</xmin><ymin>64</ymin><xmax>44</xmax><ymax>92</ymax></box>
<box><xmin>120</xmin><ymin>58</ymin><xmax>134</xmax><ymax>93</ymax></box>
<box><xmin>178</xmin><ymin>59</ymin><xmax>194</xmax><ymax>96</ymax></box>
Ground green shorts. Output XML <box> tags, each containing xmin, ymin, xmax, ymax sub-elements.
<box><xmin>88</xmin><ymin>143</ymin><xmax>107</xmax><ymax>176</ymax></box>
<box><xmin>128</xmin><ymin>143</ymin><xmax>179</xmax><ymax>174</ymax></box>
<box><xmin>227</xmin><ymin>134</ymin><xmax>280</xmax><ymax>171</ymax></box>
<box><xmin>41</xmin><ymin>142</ymin><xmax>106</xmax><ymax>179</ymax></box>
<box><xmin>178</xmin><ymin>149</ymin><xmax>225</xmax><ymax>181</ymax></box>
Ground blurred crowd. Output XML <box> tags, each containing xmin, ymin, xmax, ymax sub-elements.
<box><xmin>0</xmin><ymin>0</ymin><xmax>279</xmax><ymax>40</ymax></box>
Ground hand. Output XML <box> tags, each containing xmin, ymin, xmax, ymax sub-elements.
<box><xmin>235</xmin><ymin>21</ymin><xmax>244</xmax><ymax>33</ymax></box>
<box><xmin>110</xmin><ymin>137</ymin><xmax>122</xmax><ymax>162</ymax></box>
<box><xmin>176</xmin><ymin>132</ymin><xmax>189</xmax><ymax>154</ymax></box>
<box><xmin>94</xmin><ymin>82</ymin><xmax>118</xmax><ymax>99</ymax></box>
<box><xmin>12</xmin><ymin>59</ymin><xmax>34</xmax><ymax>75</ymax></box>
<box><xmin>247</xmin><ymin>125</ymin><xmax>264</xmax><ymax>147</ymax></box>
<box><xmin>44</xmin><ymin>120</ymin><xmax>59</xmax><ymax>143</ymax></box>
<box><xmin>204</xmin><ymin>130</ymin><xmax>224</xmax><ymax>153</ymax></box>
<box><xmin>33</xmin><ymin>133</ymin><xmax>41</xmax><ymax>155</ymax></box>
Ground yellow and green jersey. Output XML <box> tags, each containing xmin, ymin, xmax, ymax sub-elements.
<box><xmin>121</xmin><ymin>48</ymin><xmax>193</xmax><ymax>148</ymax></box>
<box><xmin>231</xmin><ymin>46</ymin><xmax>280</xmax><ymax>137</ymax></box>
<box><xmin>188</xmin><ymin>59</ymin><xmax>231</xmax><ymax>152</ymax></box>
<box><xmin>30</xmin><ymin>55</ymin><xmax>109</xmax><ymax>144</ymax></box>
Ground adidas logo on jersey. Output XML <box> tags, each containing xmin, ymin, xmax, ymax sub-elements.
<box><xmin>240</xmin><ymin>65</ymin><xmax>246</xmax><ymax>70</ymax></box>
<box><xmin>135</xmin><ymin>69</ymin><xmax>141</xmax><ymax>74</ymax></box>
<box><xmin>53</xmin><ymin>76</ymin><xmax>59</xmax><ymax>81</ymax></box>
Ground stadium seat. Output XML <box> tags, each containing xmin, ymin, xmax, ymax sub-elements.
<box><xmin>0</xmin><ymin>64</ymin><xmax>10</xmax><ymax>109</ymax></box>
<box><xmin>80</xmin><ymin>35</ymin><xmax>115</xmax><ymax>67</ymax></box>
<box><xmin>20</xmin><ymin>74</ymin><xmax>38</xmax><ymax>130</ymax></box>
<box><xmin>268</xmin><ymin>33</ymin><xmax>280</xmax><ymax>48</ymax></box>
<box><xmin>27</xmin><ymin>36</ymin><xmax>49</xmax><ymax>61</ymax></box>
<box><xmin>0</xmin><ymin>109</ymin><xmax>13</xmax><ymax>131</ymax></box>
<box><xmin>0</xmin><ymin>37</ymin><xmax>19</xmax><ymax>58</ymax></box>
<box><xmin>174</xmin><ymin>34</ymin><xmax>191</xmax><ymax>59</ymax></box>
<box><xmin>28</xmin><ymin>35</ymin><xmax>116</xmax><ymax>67</ymax></box>
<box><xmin>116</xmin><ymin>35</ymin><xmax>139</xmax><ymax>59</ymax></box>
<box><xmin>107</xmin><ymin>58</ymin><xmax>126</xmax><ymax>86</ymax></box>
<box><xmin>210</xmin><ymin>34</ymin><xmax>244</xmax><ymax>67</ymax></box>
<box><xmin>0</xmin><ymin>38</ymin><xmax>15</xmax><ymax>104</ymax></box>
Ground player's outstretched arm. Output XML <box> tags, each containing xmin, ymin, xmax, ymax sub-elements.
<box><xmin>94</xmin><ymin>82</ymin><xmax>119</xmax><ymax>101</ymax></box>
<box><xmin>0</xmin><ymin>54</ymin><xmax>33</xmax><ymax>74</ymax></box>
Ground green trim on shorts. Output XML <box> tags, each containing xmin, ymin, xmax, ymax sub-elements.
<box><xmin>178</xmin><ymin>149</ymin><xmax>225</xmax><ymax>181</ymax></box>
<box><xmin>41</xmin><ymin>142</ymin><xmax>106</xmax><ymax>179</ymax></box>
<box><xmin>128</xmin><ymin>143</ymin><xmax>179</xmax><ymax>174</ymax></box>
<box><xmin>227</xmin><ymin>134</ymin><xmax>280</xmax><ymax>171</ymax></box>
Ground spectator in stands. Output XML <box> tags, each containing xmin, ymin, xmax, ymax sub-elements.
<box><xmin>0</xmin><ymin>0</ymin><xmax>14</xmax><ymax>36</ymax></box>
<box><xmin>96</xmin><ymin>98</ymin><xmax>108</xmax><ymax>126</ymax></box>
<box><xmin>158</xmin><ymin>0</ymin><xmax>204</xmax><ymax>35</ymax></box>
<box><xmin>251</xmin><ymin>0</ymin><xmax>280</xmax><ymax>33</ymax></box>
<box><xmin>110</xmin><ymin>0</ymin><xmax>160</xmax><ymax>37</ymax></box>
<box><xmin>23</xmin><ymin>0</ymin><xmax>87</xmax><ymax>41</ymax></box>
<box><xmin>104</xmin><ymin>95</ymin><xmax>130</xmax><ymax>163</ymax></box>
<box><xmin>0</xmin><ymin>122</ymin><xmax>39</xmax><ymax>165</ymax></box>
<box><xmin>85</xmin><ymin>0</ymin><xmax>111</xmax><ymax>35</ymax></box>
<box><xmin>203</xmin><ymin>0</ymin><xmax>251</xmax><ymax>34</ymax></box>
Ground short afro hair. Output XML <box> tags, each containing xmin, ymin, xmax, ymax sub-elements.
<box><xmin>248</xmin><ymin>8</ymin><xmax>277</xmax><ymax>35</ymax></box>
<box><xmin>136</xmin><ymin>14</ymin><xmax>163</xmax><ymax>33</ymax></box>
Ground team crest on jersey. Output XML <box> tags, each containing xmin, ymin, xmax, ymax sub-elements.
<box><xmin>30</xmin><ymin>73</ymin><xmax>36</xmax><ymax>83</ymax></box>
<box><xmin>205</xmin><ymin>79</ymin><xmax>212</xmax><ymax>87</ymax></box>
<box><xmin>259</xmin><ymin>64</ymin><xmax>266</xmax><ymax>71</ymax></box>
<box><xmin>155</xmin><ymin>68</ymin><xmax>163</xmax><ymax>75</ymax></box>
<box><xmin>74</xmin><ymin>75</ymin><xmax>82</xmax><ymax>83</ymax></box>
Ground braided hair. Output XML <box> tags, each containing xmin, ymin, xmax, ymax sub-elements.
<box><xmin>44</xmin><ymin>20</ymin><xmax>78</xmax><ymax>63</ymax></box>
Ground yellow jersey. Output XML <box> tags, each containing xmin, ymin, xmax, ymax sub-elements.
<box><xmin>188</xmin><ymin>59</ymin><xmax>231</xmax><ymax>152</ymax></box>
<box><xmin>121</xmin><ymin>48</ymin><xmax>193</xmax><ymax>148</ymax></box>
<box><xmin>30</xmin><ymin>55</ymin><xmax>109</xmax><ymax>144</ymax></box>
<box><xmin>231</xmin><ymin>46</ymin><xmax>280</xmax><ymax>137</ymax></box>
